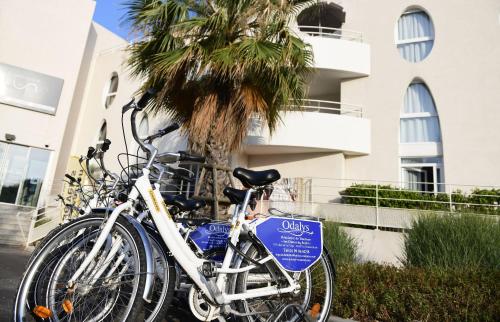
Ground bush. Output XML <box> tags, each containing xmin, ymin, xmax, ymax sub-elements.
<box><xmin>339</xmin><ymin>184</ymin><xmax>500</xmax><ymax>215</ymax></box>
<box><xmin>332</xmin><ymin>263</ymin><xmax>500</xmax><ymax>321</ymax></box>
<box><xmin>403</xmin><ymin>214</ymin><xmax>500</xmax><ymax>270</ymax></box>
<box><xmin>323</xmin><ymin>222</ymin><xmax>358</xmax><ymax>265</ymax></box>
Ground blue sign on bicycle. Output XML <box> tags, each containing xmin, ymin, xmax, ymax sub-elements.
<box><xmin>255</xmin><ymin>217</ymin><xmax>323</xmax><ymax>272</ymax></box>
<box><xmin>189</xmin><ymin>222</ymin><xmax>230</xmax><ymax>254</ymax></box>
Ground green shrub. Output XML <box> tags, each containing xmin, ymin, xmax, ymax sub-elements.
<box><xmin>332</xmin><ymin>263</ymin><xmax>500</xmax><ymax>322</ymax></box>
<box><xmin>468</xmin><ymin>188</ymin><xmax>500</xmax><ymax>214</ymax></box>
<box><xmin>403</xmin><ymin>214</ymin><xmax>500</xmax><ymax>270</ymax></box>
<box><xmin>339</xmin><ymin>184</ymin><xmax>500</xmax><ymax>215</ymax></box>
<box><xmin>323</xmin><ymin>222</ymin><xmax>358</xmax><ymax>265</ymax></box>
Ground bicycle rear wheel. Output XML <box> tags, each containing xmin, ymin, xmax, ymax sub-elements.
<box><xmin>14</xmin><ymin>214</ymin><xmax>147</xmax><ymax>322</ymax></box>
<box><xmin>234</xmin><ymin>245</ymin><xmax>335</xmax><ymax>322</ymax></box>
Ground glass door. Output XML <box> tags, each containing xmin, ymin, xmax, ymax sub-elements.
<box><xmin>0</xmin><ymin>142</ymin><xmax>51</xmax><ymax>207</ymax></box>
<box><xmin>401</xmin><ymin>158</ymin><xmax>444</xmax><ymax>193</ymax></box>
<box><xmin>0</xmin><ymin>144</ymin><xmax>30</xmax><ymax>204</ymax></box>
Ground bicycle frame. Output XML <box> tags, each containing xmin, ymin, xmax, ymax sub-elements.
<box><xmin>67</xmin><ymin>167</ymin><xmax>299</xmax><ymax>305</ymax></box>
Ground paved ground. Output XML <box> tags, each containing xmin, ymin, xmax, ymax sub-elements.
<box><xmin>0</xmin><ymin>246</ymin><xmax>350</xmax><ymax>322</ymax></box>
<box><xmin>0</xmin><ymin>246</ymin><xmax>31</xmax><ymax>320</ymax></box>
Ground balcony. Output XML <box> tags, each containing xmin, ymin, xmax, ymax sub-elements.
<box><xmin>245</xmin><ymin>100</ymin><xmax>371</xmax><ymax>155</ymax></box>
<box><xmin>297</xmin><ymin>25</ymin><xmax>370</xmax><ymax>83</ymax></box>
<box><xmin>295</xmin><ymin>1</ymin><xmax>370</xmax><ymax>84</ymax></box>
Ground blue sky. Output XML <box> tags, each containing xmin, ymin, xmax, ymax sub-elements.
<box><xmin>93</xmin><ymin>0</ymin><xmax>130</xmax><ymax>39</ymax></box>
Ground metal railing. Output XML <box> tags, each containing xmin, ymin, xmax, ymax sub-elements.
<box><xmin>288</xmin><ymin>99</ymin><xmax>363</xmax><ymax>117</ymax></box>
<box><xmin>297</xmin><ymin>25</ymin><xmax>363</xmax><ymax>42</ymax></box>
<box><xmin>264</xmin><ymin>177</ymin><xmax>500</xmax><ymax>229</ymax></box>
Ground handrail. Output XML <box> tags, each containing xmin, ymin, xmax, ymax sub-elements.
<box><xmin>297</xmin><ymin>25</ymin><xmax>363</xmax><ymax>42</ymax></box>
<box><xmin>288</xmin><ymin>99</ymin><xmax>363</xmax><ymax>117</ymax></box>
<box><xmin>270</xmin><ymin>177</ymin><xmax>500</xmax><ymax>214</ymax></box>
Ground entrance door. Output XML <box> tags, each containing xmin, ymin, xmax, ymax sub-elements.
<box><xmin>0</xmin><ymin>142</ymin><xmax>50</xmax><ymax>207</ymax></box>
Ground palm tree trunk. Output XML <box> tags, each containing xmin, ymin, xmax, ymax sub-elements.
<box><xmin>192</xmin><ymin>130</ymin><xmax>232</xmax><ymax>219</ymax></box>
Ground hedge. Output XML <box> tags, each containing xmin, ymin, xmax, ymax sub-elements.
<box><xmin>339</xmin><ymin>184</ymin><xmax>500</xmax><ymax>215</ymax></box>
<box><xmin>332</xmin><ymin>263</ymin><xmax>500</xmax><ymax>322</ymax></box>
<box><xmin>403</xmin><ymin>214</ymin><xmax>500</xmax><ymax>270</ymax></box>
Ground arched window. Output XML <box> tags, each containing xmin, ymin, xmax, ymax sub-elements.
<box><xmin>400</xmin><ymin>82</ymin><xmax>441</xmax><ymax>143</ymax></box>
<box><xmin>400</xmin><ymin>82</ymin><xmax>444</xmax><ymax>192</ymax></box>
<box><xmin>297</xmin><ymin>2</ymin><xmax>345</xmax><ymax>37</ymax></box>
<box><xmin>104</xmin><ymin>72</ymin><xmax>119</xmax><ymax>108</ymax></box>
<box><xmin>97</xmin><ymin>120</ymin><xmax>107</xmax><ymax>149</ymax></box>
<box><xmin>396</xmin><ymin>9</ymin><xmax>434</xmax><ymax>62</ymax></box>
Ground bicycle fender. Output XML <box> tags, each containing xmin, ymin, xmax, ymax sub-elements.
<box><xmin>122</xmin><ymin>213</ymin><xmax>155</xmax><ymax>303</ymax></box>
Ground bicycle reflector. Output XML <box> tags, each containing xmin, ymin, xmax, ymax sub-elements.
<box><xmin>309</xmin><ymin>303</ymin><xmax>321</xmax><ymax>318</ymax></box>
<box><xmin>33</xmin><ymin>305</ymin><xmax>52</xmax><ymax>319</ymax></box>
<box><xmin>62</xmin><ymin>299</ymin><xmax>74</xmax><ymax>313</ymax></box>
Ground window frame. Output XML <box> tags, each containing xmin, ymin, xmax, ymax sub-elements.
<box><xmin>394</xmin><ymin>8</ymin><xmax>435</xmax><ymax>62</ymax></box>
<box><xmin>103</xmin><ymin>72</ymin><xmax>119</xmax><ymax>109</ymax></box>
<box><xmin>400</xmin><ymin>159</ymin><xmax>444</xmax><ymax>193</ymax></box>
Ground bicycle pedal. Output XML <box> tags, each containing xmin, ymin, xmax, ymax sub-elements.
<box><xmin>202</xmin><ymin>261</ymin><xmax>217</xmax><ymax>278</ymax></box>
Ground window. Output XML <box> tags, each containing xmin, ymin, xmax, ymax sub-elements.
<box><xmin>400</xmin><ymin>83</ymin><xmax>444</xmax><ymax>192</ymax></box>
<box><xmin>396</xmin><ymin>9</ymin><xmax>434</xmax><ymax>62</ymax></box>
<box><xmin>401</xmin><ymin>157</ymin><xmax>443</xmax><ymax>193</ymax></box>
<box><xmin>0</xmin><ymin>142</ymin><xmax>50</xmax><ymax>207</ymax></box>
<box><xmin>400</xmin><ymin>82</ymin><xmax>441</xmax><ymax>143</ymax></box>
<box><xmin>104</xmin><ymin>72</ymin><xmax>119</xmax><ymax>108</ymax></box>
<box><xmin>96</xmin><ymin>120</ymin><xmax>107</xmax><ymax>150</ymax></box>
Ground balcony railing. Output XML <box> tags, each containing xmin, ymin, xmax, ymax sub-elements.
<box><xmin>287</xmin><ymin>99</ymin><xmax>363</xmax><ymax>118</ymax></box>
<box><xmin>297</xmin><ymin>25</ymin><xmax>363</xmax><ymax>42</ymax></box>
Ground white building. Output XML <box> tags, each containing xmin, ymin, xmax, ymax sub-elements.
<box><xmin>1</xmin><ymin>0</ymin><xmax>500</xmax><ymax>247</ymax></box>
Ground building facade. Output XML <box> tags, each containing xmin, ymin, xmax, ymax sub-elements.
<box><xmin>1</xmin><ymin>0</ymin><xmax>500</xmax><ymax>246</ymax></box>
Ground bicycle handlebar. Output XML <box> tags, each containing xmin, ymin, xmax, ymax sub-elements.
<box><xmin>145</xmin><ymin>123</ymin><xmax>180</xmax><ymax>142</ymax></box>
<box><xmin>179</xmin><ymin>151</ymin><xmax>206</xmax><ymax>163</ymax></box>
<box><xmin>101</xmin><ymin>139</ymin><xmax>111</xmax><ymax>152</ymax></box>
<box><xmin>87</xmin><ymin>146</ymin><xmax>96</xmax><ymax>159</ymax></box>
<box><xmin>136</xmin><ymin>88</ymin><xmax>157</xmax><ymax>110</ymax></box>
<box><xmin>65</xmin><ymin>174</ymin><xmax>77</xmax><ymax>183</ymax></box>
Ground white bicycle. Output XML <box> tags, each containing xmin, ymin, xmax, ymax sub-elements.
<box><xmin>14</xmin><ymin>90</ymin><xmax>335</xmax><ymax>322</ymax></box>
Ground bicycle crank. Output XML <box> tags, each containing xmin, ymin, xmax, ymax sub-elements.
<box><xmin>188</xmin><ymin>286</ymin><xmax>221</xmax><ymax>321</ymax></box>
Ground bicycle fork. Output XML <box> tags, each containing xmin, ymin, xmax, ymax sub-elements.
<box><xmin>65</xmin><ymin>201</ymin><xmax>134</xmax><ymax>290</ymax></box>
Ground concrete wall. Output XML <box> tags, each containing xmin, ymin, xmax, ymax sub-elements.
<box><xmin>340</xmin><ymin>0</ymin><xmax>500</xmax><ymax>187</ymax></box>
<box><xmin>0</xmin><ymin>0</ymin><xmax>95</xmax><ymax>193</ymax></box>
<box><xmin>342</xmin><ymin>226</ymin><xmax>404</xmax><ymax>266</ymax></box>
<box><xmin>66</xmin><ymin>26</ymin><xmax>186</xmax><ymax>175</ymax></box>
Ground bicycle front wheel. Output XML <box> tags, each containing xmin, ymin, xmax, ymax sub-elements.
<box><xmin>234</xmin><ymin>245</ymin><xmax>335</xmax><ymax>322</ymax></box>
<box><xmin>14</xmin><ymin>214</ymin><xmax>148</xmax><ymax>322</ymax></box>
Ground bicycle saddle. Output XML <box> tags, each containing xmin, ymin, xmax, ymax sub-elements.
<box><xmin>162</xmin><ymin>194</ymin><xmax>206</xmax><ymax>211</ymax></box>
<box><xmin>233</xmin><ymin>167</ymin><xmax>281</xmax><ymax>187</ymax></box>
<box><xmin>223</xmin><ymin>187</ymin><xmax>250</xmax><ymax>204</ymax></box>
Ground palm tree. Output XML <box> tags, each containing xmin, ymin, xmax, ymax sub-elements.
<box><xmin>125</xmin><ymin>0</ymin><xmax>313</xmax><ymax>158</ymax></box>
<box><xmin>124</xmin><ymin>0</ymin><xmax>313</xmax><ymax>214</ymax></box>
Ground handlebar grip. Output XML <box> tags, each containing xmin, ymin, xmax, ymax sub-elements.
<box><xmin>136</xmin><ymin>88</ymin><xmax>157</xmax><ymax>110</ymax></box>
<box><xmin>65</xmin><ymin>174</ymin><xmax>77</xmax><ymax>183</ymax></box>
<box><xmin>101</xmin><ymin>139</ymin><xmax>111</xmax><ymax>152</ymax></box>
<box><xmin>179</xmin><ymin>151</ymin><xmax>206</xmax><ymax>163</ymax></box>
<box><xmin>161</xmin><ymin>123</ymin><xmax>180</xmax><ymax>135</ymax></box>
<box><xmin>87</xmin><ymin>146</ymin><xmax>96</xmax><ymax>159</ymax></box>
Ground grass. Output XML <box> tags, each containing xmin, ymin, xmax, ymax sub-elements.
<box><xmin>323</xmin><ymin>222</ymin><xmax>358</xmax><ymax>265</ymax></box>
<box><xmin>403</xmin><ymin>213</ymin><xmax>500</xmax><ymax>270</ymax></box>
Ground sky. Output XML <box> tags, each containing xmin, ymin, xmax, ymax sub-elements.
<box><xmin>92</xmin><ymin>0</ymin><xmax>131</xmax><ymax>40</ymax></box>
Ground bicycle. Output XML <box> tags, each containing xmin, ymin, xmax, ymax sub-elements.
<box><xmin>14</xmin><ymin>89</ymin><xmax>335</xmax><ymax>322</ymax></box>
